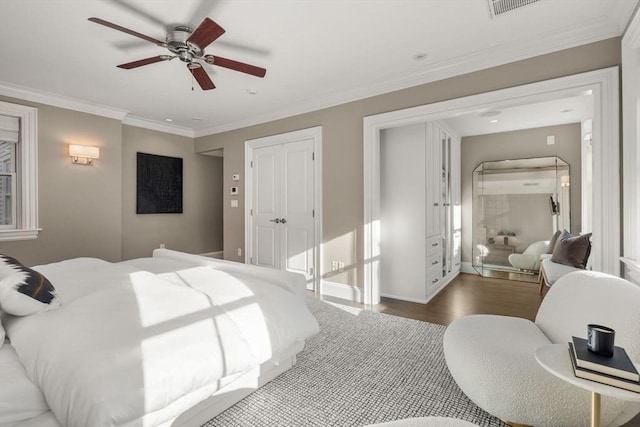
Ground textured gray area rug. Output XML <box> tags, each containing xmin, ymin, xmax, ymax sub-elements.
<box><xmin>203</xmin><ymin>297</ymin><xmax>507</xmax><ymax>427</ymax></box>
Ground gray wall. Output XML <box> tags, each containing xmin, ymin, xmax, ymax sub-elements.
<box><xmin>121</xmin><ymin>125</ymin><xmax>223</xmax><ymax>260</ymax></box>
<box><xmin>0</xmin><ymin>97</ymin><xmax>224</xmax><ymax>266</ymax></box>
<box><xmin>194</xmin><ymin>38</ymin><xmax>620</xmax><ymax>289</ymax></box>
<box><xmin>461</xmin><ymin>123</ymin><xmax>582</xmax><ymax>263</ymax></box>
<box><xmin>0</xmin><ymin>96</ymin><xmax>123</xmax><ymax>265</ymax></box>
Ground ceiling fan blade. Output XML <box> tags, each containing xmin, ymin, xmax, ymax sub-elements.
<box><xmin>88</xmin><ymin>17</ymin><xmax>166</xmax><ymax>46</ymax></box>
<box><xmin>205</xmin><ymin>55</ymin><xmax>266</xmax><ymax>78</ymax></box>
<box><xmin>117</xmin><ymin>55</ymin><xmax>171</xmax><ymax>69</ymax></box>
<box><xmin>186</xmin><ymin>18</ymin><xmax>225</xmax><ymax>49</ymax></box>
<box><xmin>189</xmin><ymin>65</ymin><xmax>216</xmax><ymax>90</ymax></box>
<box><xmin>106</xmin><ymin>0</ymin><xmax>168</xmax><ymax>29</ymax></box>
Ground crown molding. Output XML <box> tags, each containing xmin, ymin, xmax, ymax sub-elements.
<box><xmin>0</xmin><ymin>82</ymin><xmax>196</xmax><ymax>138</ymax></box>
<box><xmin>122</xmin><ymin>115</ymin><xmax>195</xmax><ymax>138</ymax></box>
<box><xmin>0</xmin><ymin>82</ymin><xmax>128</xmax><ymax>120</ymax></box>
<box><xmin>194</xmin><ymin>17</ymin><xmax>623</xmax><ymax>137</ymax></box>
<box><xmin>622</xmin><ymin>3</ymin><xmax>640</xmax><ymax>45</ymax></box>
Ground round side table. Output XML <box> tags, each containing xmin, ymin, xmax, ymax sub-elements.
<box><xmin>535</xmin><ymin>343</ymin><xmax>640</xmax><ymax>427</ymax></box>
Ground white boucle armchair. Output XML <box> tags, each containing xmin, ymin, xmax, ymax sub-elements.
<box><xmin>443</xmin><ymin>271</ymin><xmax>640</xmax><ymax>427</ymax></box>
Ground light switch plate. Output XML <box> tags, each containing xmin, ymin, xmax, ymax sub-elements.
<box><xmin>231</xmin><ymin>199</ymin><xmax>238</xmax><ymax>208</ymax></box>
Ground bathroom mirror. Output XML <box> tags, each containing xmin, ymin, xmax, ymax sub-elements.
<box><xmin>472</xmin><ymin>156</ymin><xmax>570</xmax><ymax>281</ymax></box>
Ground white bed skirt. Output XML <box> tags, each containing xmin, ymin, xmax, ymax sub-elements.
<box><xmin>173</xmin><ymin>340</ymin><xmax>305</xmax><ymax>427</ymax></box>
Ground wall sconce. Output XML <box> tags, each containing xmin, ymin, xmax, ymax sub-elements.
<box><xmin>69</xmin><ymin>144</ymin><xmax>100</xmax><ymax>165</ymax></box>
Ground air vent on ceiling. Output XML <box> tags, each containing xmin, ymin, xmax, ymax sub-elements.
<box><xmin>487</xmin><ymin>0</ymin><xmax>541</xmax><ymax>18</ymax></box>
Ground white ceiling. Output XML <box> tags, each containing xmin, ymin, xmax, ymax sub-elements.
<box><xmin>443</xmin><ymin>94</ymin><xmax>591</xmax><ymax>137</ymax></box>
<box><xmin>0</xmin><ymin>0</ymin><xmax>637</xmax><ymax>137</ymax></box>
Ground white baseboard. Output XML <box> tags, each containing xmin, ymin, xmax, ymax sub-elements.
<box><xmin>461</xmin><ymin>262</ymin><xmax>479</xmax><ymax>275</ymax></box>
<box><xmin>199</xmin><ymin>251</ymin><xmax>224</xmax><ymax>259</ymax></box>
<box><xmin>321</xmin><ymin>280</ymin><xmax>363</xmax><ymax>303</ymax></box>
<box><xmin>380</xmin><ymin>293</ymin><xmax>427</xmax><ymax>304</ymax></box>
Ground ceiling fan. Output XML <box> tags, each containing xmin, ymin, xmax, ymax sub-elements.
<box><xmin>88</xmin><ymin>17</ymin><xmax>266</xmax><ymax>90</ymax></box>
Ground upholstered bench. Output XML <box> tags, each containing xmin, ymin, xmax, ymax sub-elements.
<box><xmin>538</xmin><ymin>258</ymin><xmax>583</xmax><ymax>293</ymax></box>
<box><xmin>538</xmin><ymin>230</ymin><xmax>591</xmax><ymax>294</ymax></box>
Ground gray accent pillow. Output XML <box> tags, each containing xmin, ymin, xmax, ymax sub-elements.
<box><xmin>547</xmin><ymin>230</ymin><xmax>562</xmax><ymax>254</ymax></box>
<box><xmin>550</xmin><ymin>230</ymin><xmax>592</xmax><ymax>269</ymax></box>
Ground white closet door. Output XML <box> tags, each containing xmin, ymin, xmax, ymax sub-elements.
<box><xmin>281</xmin><ymin>138</ymin><xmax>315</xmax><ymax>281</ymax></box>
<box><xmin>426</xmin><ymin>122</ymin><xmax>442</xmax><ymax>237</ymax></box>
<box><xmin>250</xmin><ymin>138</ymin><xmax>315</xmax><ymax>284</ymax></box>
<box><xmin>252</xmin><ymin>145</ymin><xmax>281</xmax><ymax>269</ymax></box>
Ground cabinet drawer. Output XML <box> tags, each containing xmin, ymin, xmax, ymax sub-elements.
<box><xmin>427</xmin><ymin>263</ymin><xmax>443</xmax><ymax>293</ymax></box>
<box><xmin>426</xmin><ymin>235</ymin><xmax>442</xmax><ymax>255</ymax></box>
<box><xmin>427</xmin><ymin>253</ymin><xmax>442</xmax><ymax>270</ymax></box>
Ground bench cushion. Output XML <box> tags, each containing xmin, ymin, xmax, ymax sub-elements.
<box><xmin>541</xmin><ymin>258</ymin><xmax>582</xmax><ymax>285</ymax></box>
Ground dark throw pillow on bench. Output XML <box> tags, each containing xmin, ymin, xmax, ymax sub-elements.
<box><xmin>0</xmin><ymin>254</ymin><xmax>60</xmax><ymax>316</ymax></box>
<box><xmin>550</xmin><ymin>230</ymin><xmax>592</xmax><ymax>269</ymax></box>
<box><xmin>547</xmin><ymin>230</ymin><xmax>562</xmax><ymax>254</ymax></box>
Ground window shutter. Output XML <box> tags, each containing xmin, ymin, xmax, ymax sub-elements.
<box><xmin>0</xmin><ymin>115</ymin><xmax>19</xmax><ymax>143</ymax></box>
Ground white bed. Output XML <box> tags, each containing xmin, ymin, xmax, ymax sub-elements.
<box><xmin>0</xmin><ymin>249</ymin><xmax>319</xmax><ymax>427</ymax></box>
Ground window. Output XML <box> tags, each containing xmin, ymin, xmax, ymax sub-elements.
<box><xmin>0</xmin><ymin>101</ymin><xmax>39</xmax><ymax>241</ymax></box>
<box><xmin>0</xmin><ymin>115</ymin><xmax>18</xmax><ymax>229</ymax></box>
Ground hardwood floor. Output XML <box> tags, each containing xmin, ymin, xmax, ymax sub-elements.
<box><xmin>318</xmin><ymin>272</ymin><xmax>544</xmax><ymax>326</ymax></box>
<box><xmin>374</xmin><ymin>272</ymin><xmax>543</xmax><ymax>326</ymax></box>
<box><xmin>315</xmin><ymin>273</ymin><xmax>640</xmax><ymax>427</ymax></box>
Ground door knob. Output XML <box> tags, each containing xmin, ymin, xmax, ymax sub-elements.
<box><xmin>280</xmin><ymin>218</ymin><xmax>287</xmax><ymax>224</ymax></box>
<box><xmin>270</xmin><ymin>218</ymin><xmax>281</xmax><ymax>223</ymax></box>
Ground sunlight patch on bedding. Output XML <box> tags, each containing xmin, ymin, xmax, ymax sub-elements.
<box><xmin>129</xmin><ymin>271</ymin><xmax>212</xmax><ymax>327</ymax></box>
<box><xmin>139</xmin><ymin>319</ymin><xmax>222</xmax><ymax>414</ymax></box>
<box><xmin>160</xmin><ymin>268</ymin><xmax>273</xmax><ymax>360</ymax></box>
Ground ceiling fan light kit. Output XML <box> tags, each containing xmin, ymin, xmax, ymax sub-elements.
<box><xmin>89</xmin><ymin>16</ymin><xmax>266</xmax><ymax>90</ymax></box>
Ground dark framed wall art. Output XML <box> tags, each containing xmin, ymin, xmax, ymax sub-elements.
<box><xmin>136</xmin><ymin>152</ymin><xmax>183</xmax><ymax>214</ymax></box>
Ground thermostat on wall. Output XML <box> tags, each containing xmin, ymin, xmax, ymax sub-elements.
<box><xmin>231</xmin><ymin>187</ymin><xmax>239</xmax><ymax>195</ymax></box>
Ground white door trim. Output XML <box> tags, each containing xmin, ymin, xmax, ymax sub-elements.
<box><xmin>364</xmin><ymin>67</ymin><xmax>620</xmax><ymax>306</ymax></box>
<box><xmin>621</xmin><ymin>7</ymin><xmax>640</xmax><ymax>283</ymax></box>
<box><xmin>245</xmin><ymin>126</ymin><xmax>323</xmax><ymax>292</ymax></box>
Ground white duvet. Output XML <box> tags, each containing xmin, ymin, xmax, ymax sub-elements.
<box><xmin>3</xmin><ymin>256</ymin><xmax>319</xmax><ymax>427</ymax></box>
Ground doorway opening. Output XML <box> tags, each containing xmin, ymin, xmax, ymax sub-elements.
<box><xmin>364</xmin><ymin>67</ymin><xmax>619</xmax><ymax>306</ymax></box>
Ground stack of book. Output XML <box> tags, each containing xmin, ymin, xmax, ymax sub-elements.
<box><xmin>568</xmin><ymin>336</ymin><xmax>640</xmax><ymax>393</ymax></box>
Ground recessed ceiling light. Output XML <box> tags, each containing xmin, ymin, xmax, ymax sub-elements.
<box><xmin>165</xmin><ymin>118</ymin><xmax>173</xmax><ymax>122</ymax></box>
<box><xmin>247</xmin><ymin>89</ymin><xmax>258</xmax><ymax>95</ymax></box>
<box><xmin>192</xmin><ymin>117</ymin><xmax>203</xmax><ymax>122</ymax></box>
<box><xmin>490</xmin><ymin>119</ymin><xmax>499</xmax><ymax>123</ymax></box>
<box><xmin>413</xmin><ymin>53</ymin><xmax>428</xmax><ymax>61</ymax></box>
<box><xmin>560</xmin><ymin>108</ymin><xmax>573</xmax><ymax>113</ymax></box>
